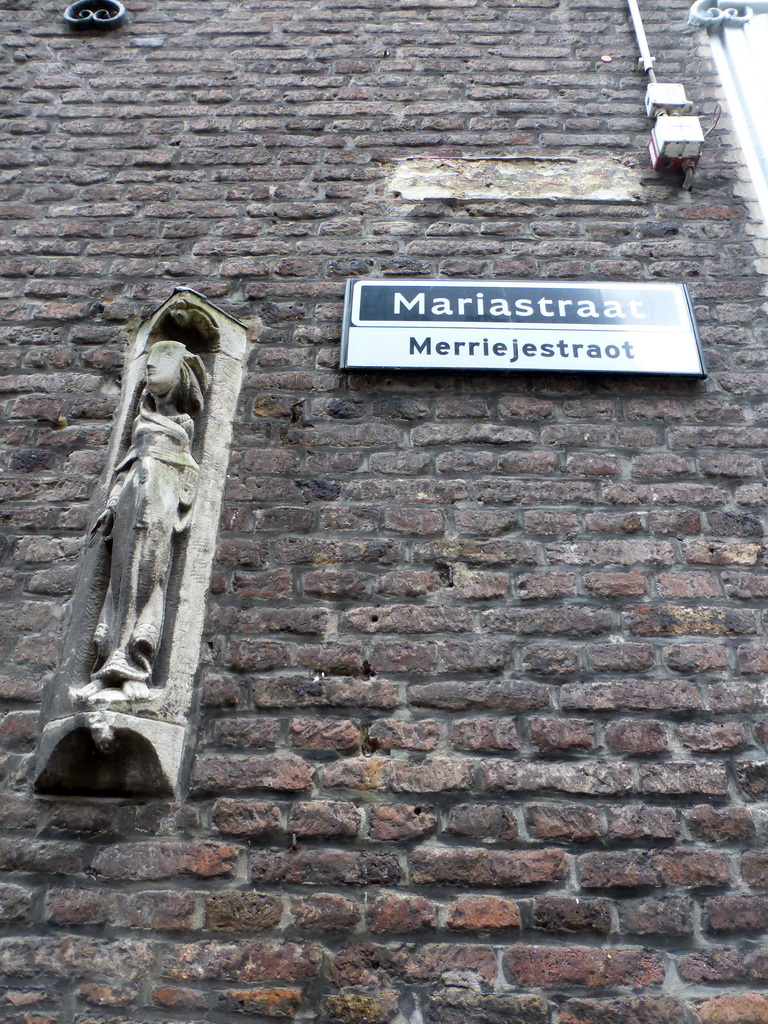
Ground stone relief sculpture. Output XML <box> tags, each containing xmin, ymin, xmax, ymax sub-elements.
<box><xmin>76</xmin><ymin>342</ymin><xmax>208</xmax><ymax>703</ymax></box>
<box><xmin>35</xmin><ymin>290</ymin><xmax>249</xmax><ymax>797</ymax></box>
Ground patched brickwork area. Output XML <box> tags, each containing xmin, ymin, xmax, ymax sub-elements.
<box><xmin>2</xmin><ymin>0</ymin><xmax>768</xmax><ymax>1021</ymax></box>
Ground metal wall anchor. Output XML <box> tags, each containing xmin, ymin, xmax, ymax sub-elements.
<box><xmin>64</xmin><ymin>0</ymin><xmax>126</xmax><ymax>30</ymax></box>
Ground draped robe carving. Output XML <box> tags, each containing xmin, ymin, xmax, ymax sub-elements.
<box><xmin>75</xmin><ymin>340</ymin><xmax>208</xmax><ymax>703</ymax></box>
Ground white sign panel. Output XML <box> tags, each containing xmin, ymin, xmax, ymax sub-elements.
<box><xmin>340</xmin><ymin>279</ymin><xmax>705</xmax><ymax>377</ymax></box>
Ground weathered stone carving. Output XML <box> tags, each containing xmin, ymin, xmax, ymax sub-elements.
<box><xmin>36</xmin><ymin>290</ymin><xmax>249</xmax><ymax>797</ymax></box>
<box><xmin>76</xmin><ymin>341</ymin><xmax>208</xmax><ymax>703</ymax></box>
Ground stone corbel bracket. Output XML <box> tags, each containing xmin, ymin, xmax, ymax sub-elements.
<box><xmin>36</xmin><ymin>289</ymin><xmax>248</xmax><ymax>798</ymax></box>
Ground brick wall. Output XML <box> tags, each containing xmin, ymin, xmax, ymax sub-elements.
<box><xmin>2</xmin><ymin>0</ymin><xmax>768</xmax><ymax>1021</ymax></box>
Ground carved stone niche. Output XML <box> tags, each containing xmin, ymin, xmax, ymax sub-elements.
<box><xmin>36</xmin><ymin>289</ymin><xmax>248</xmax><ymax>798</ymax></box>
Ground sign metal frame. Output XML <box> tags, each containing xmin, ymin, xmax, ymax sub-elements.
<box><xmin>340</xmin><ymin>279</ymin><xmax>706</xmax><ymax>378</ymax></box>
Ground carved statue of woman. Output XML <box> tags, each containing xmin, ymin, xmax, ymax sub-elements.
<box><xmin>75</xmin><ymin>341</ymin><xmax>208</xmax><ymax>703</ymax></box>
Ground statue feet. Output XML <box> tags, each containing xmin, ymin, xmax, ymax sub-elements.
<box><xmin>71</xmin><ymin>648</ymin><xmax>155</xmax><ymax>705</ymax></box>
<box><xmin>122</xmin><ymin>680</ymin><xmax>152</xmax><ymax>700</ymax></box>
<box><xmin>92</xmin><ymin>650</ymin><xmax>150</xmax><ymax>686</ymax></box>
<box><xmin>70</xmin><ymin>681</ymin><xmax>157</xmax><ymax>705</ymax></box>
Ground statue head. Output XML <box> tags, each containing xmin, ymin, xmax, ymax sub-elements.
<box><xmin>146</xmin><ymin>341</ymin><xmax>208</xmax><ymax>416</ymax></box>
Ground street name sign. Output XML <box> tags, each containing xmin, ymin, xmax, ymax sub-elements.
<box><xmin>340</xmin><ymin>279</ymin><xmax>705</xmax><ymax>377</ymax></box>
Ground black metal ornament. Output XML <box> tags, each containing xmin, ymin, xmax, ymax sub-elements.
<box><xmin>64</xmin><ymin>0</ymin><xmax>126</xmax><ymax>30</ymax></box>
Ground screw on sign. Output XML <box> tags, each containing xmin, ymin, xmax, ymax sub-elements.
<box><xmin>64</xmin><ymin>0</ymin><xmax>126</xmax><ymax>29</ymax></box>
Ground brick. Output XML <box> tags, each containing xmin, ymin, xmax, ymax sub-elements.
<box><xmin>218</xmin><ymin>987</ymin><xmax>302</xmax><ymax>1018</ymax></box>
<box><xmin>251</xmin><ymin>849</ymin><xmax>401</xmax><ymax>888</ymax></box>
<box><xmin>0</xmin><ymin>884</ymin><xmax>32</xmax><ymax>923</ymax></box>
<box><xmin>77</xmin><ymin>981</ymin><xmax>138</xmax><ymax>1007</ymax></box>
<box><xmin>579</xmin><ymin>852</ymin><xmax>659</xmax><ymax>889</ymax></box>
<box><xmin>449</xmin><ymin>566</ymin><xmax>510</xmax><ymax>599</ymax></box>
<box><xmin>640</xmin><ymin>762</ymin><xmax>728</xmax><ymax>796</ymax></box>
<box><xmin>44</xmin><ymin>889</ymin><xmax>115</xmax><ymax>927</ymax></box>
<box><xmin>584</xmin><ymin>572</ymin><xmax>648</xmax><ymax>597</ymax></box>
<box><xmin>743</xmin><ymin>852</ymin><xmax>768</xmax><ymax>887</ymax></box>
<box><xmin>205</xmin><ymin>893</ymin><xmax>283</xmax><ymax>932</ymax></box>
<box><xmin>369</xmin><ymin>804</ymin><xmax>436</xmax><ymax>841</ymax></box>
<box><xmin>289</xmin><ymin>718</ymin><xmax>361</xmax><ymax>753</ymax></box>
<box><xmin>736</xmin><ymin>760</ymin><xmax>768</xmax><ymax>797</ymax></box>
<box><xmin>529</xmin><ymin>717</ymin><xmax>595</xmax><ymax>752</ymax></box>
<box><xmin>517</xmin><ymin>571</ymin><xmax>577</xmax><ymax>600</ymax></box>
<box><xmin>255</xmin><ymin>675</ymin><xmax>397</xmax><ymax>710</ymax></box>
<box><xmin>411</xmin><ymin>847</ymin><xmax>567</xmax><ymax>887</ymax></box>
<box><xmin>684</xmin><ymin>805</ymin><xmax>753</xmax><ymax>841</ymax></box>
<box><xmin>0</xmin><ymin>936</ymin><xmax>154</xmax><ymax>982</ymax></box>
<box><xmin>160</xmin><ymin>940</ymin><xmax>323</xmax><ymax>983</ymax></box>
<box><xmin>525</xmin><ymin>509</ymin><xmax>579</xmax><ymax>534</ymax></box>
<box><xmin>390</xmin><ymin>758</ymin><xmax>473</xmax><ymax>793</ymax></box>
<box><xmin>562</xmin><ymin>680</ymin><xmax>700</xmax><ymax>712</ymax></box>
<box><xmin>608</xmin><ymin>807</ymin><xmax>678</xmax><ymax>841</ymax></box>
<box><xmin>119</xmin><ymin>892</ymin><xmax>197</xmax><ymax>932</ymax></box>
<box><xmin>626</xmin><ymin>605</ymin><xmax>756</xmax><ymax>637</ymax></box>
<box><xmin>289</xmin><ymin>801</ymin><xmax>361</xmax><ymax>838</ymax></box>
<box><xmin>584</xmin><ymin>511</ymin><xmax>644</xmax><ymax>534</ymax></box>
<box><xmin>323</xmin><ymin>756</ymin><xmax>392</xmax><ymax>792</ymax></box>
<box><xmin>321</xmin><ymin>990</ymin><xmax>399</xmax><ymax>1024</ymax></box>
<box><xmin>341</xmin><ymin>604</ymin><xmax>471</xmax><ymax>634</ymax></box>
<box><xmin>212</xmin><ymin>717</ymin><xmax>279</xmax><ymax>749</ymax></box>
<box><xmin>0</xmin><ymin>839</ymin><xmax>84</xmax><ymax>875</ymax></box>
<box><xmin>447</xmin><ymin>895</ymin><xmax>521</xmax><ymax>931</ymax></box>
<box><xmin>192</xmin><ymin>755</ymin><xmax>314</xmax><ymax>793</ymax></box>
<box><xmin>410</xmin><ymin>679</ymin><xmax>550</xmax><ymax>711</ymax></box>
<box><xmin>723</xmin><ymin>571</ymin><xmax>768</xmax><ymax>599</ymax></box>
<box><xmin>483</xmin><ymin>606</ymin><xmax>612</xmax><ymax>636</ymax></box>
<box><xmin>481</xmin><ymin>760</ymin><xmax>633</xmax><ymax>796</ymax></box>
<box><xmin>737</xmin><ymin>642</ymin><xmax>768</xmax><ymax>673</ymax></box>
<box><xmin>427</xmin><ymin>990</ymin><xmax>548</xmax><ymax>1024</ymax></box>
<box><xmin>152</xmin><ymin>986</ymin><xmax>208</xmax><ymax>1010</ymax></box>
<box><xmin>526</xmin><ymin>803</ymin><xmax>602</xmax><ymax>842</ymax></box>
<box><xmin>622</xmin><ymin>897</ymin><xmax>694</xmax><ymax>936</ymax></box>
<box><xmin>291</xmin><ymin>894</ymin><xmax>361</xmax><ymax>932</ymax></box>
<box><xmin>653</xmin><ymin>850</ymin><xmax>731</xmax><ymax>887</ymax></box>
<box><xmin>547</xmin><ymin>540</ymin><xmax>674</xmax><ymax>566</ymax></box>
<box><xmin>446</xmin><ymin>803</ymin><xmax>519</xmax><ymax>842</ymax></box>
<box><xmin>606</xmin><ymin>720</ymin><xmax>668</xmax><ymax>755</ymax></box>
<box><xmin>212</xmin><ymin>800</ymin><xmax>281</xmax><ymax>838</ymax></box>
<box><xmin>683</xmin><ymin>540</ymin><xmax>762</xmax><ymax>565</ymax></box>
<box><xmin>504</xmin><ymin>945</ymin><xmax>664</xmax><ymax>989</ymax></box>
<box><xmin>648</xmin><ymin>510</ymin><xmax>702</xmax><ymax>535</ymax></box>
<box><xmin>560</xmin><ymin>997</ymin><xmax>686</xmax><ymax>1024</ymax></box>
<box><xmin>304</xmin><ymin>570</ymin><xmax>368</xmax><ymax>598</ymax></box>
<box><xmin>450</xmin><ymin>718</ymin><xmax>520</xmax><ymax>752</ymax></box>
<box><xmin>368</xmin><ymin>894</ymin><xmax>436</xmax><ymax>933</ymax></box>
<box><xmin>664</xmin><ymin>643</ymin><xmax>727</xmax><ymax>673</ymax></box>
<box><xmin>92</xmin><ymin>842</ymin><xmax>238</xmax><ymax>881</ymax></box>
<box><xmin>693</xmin><ymin>995</ymin><xmax>768</xmax><ymax>1024</ymax></box>
<box><xmin>678</xmin><ymin>949</ymin><xmax>748</xmax><ymax>983</ymax></box>
<box><xmin>678</xmin><ymin>722</ymin><xmax>747</xmax><ymax>752</ymax></box>
<box><xmin>705</xmin><ymin>895</ymin><xmax>768</xmax><ymax>933</ymax></box>
<box><xmin>657</xmin><ymin>571</ymin><xmax>718</xmax><ymax>598</ymax></box>
<box><xmin>522</xmin><ymin>642</ymin><xmax>581</xmax><ymax>675</ymax></box>
<box><xmin>532</xmin><ymin>897</ymin><xmax>612</xmax><ymax>935</ymax></box>
<box><xmin>398</xmin><ymin>943</ymin><xmax>497</xmax><ymax>985</ymax></box>
<box><xmin>367</xmin><ymin>718</ymin><xmax>440</xmax><ymax>752</ymax></box>
<box><xmin>374</xmin><ymin>569</ymin><xmax>442</xmax><ymax>596</ymax></box>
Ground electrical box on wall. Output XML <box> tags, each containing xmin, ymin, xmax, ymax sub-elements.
<box><xmin>649</xmin><ymin>115</ymin><xmax>705</xmax><ymax>172</ymax></box>
<box><xmin>645</xmin><ymin>82</ymin><xmax>693</xmax><ymax>117</ymax></box>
